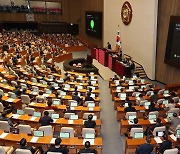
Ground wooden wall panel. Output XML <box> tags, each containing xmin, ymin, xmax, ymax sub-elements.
<box><xmin>156</xmin><ymin>0</ymin><xmax>180</xmax><ymax>84</ymax></box>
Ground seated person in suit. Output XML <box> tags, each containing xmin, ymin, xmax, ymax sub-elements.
<box><xmin>78</xmin><ymin>141</ymin><xmax>97</xmax><ymax>154</ymax></box>
<box><xmin>112</xmin><ymin>74</ymin><xmax>119</xmax><ymax>81</ymax></box>
<box><xmin>136</xmin><ymin>137</ymin><xmax>153</xmax><ymax>154</ymax></box>
<box><xmin>84</xmin><ymin>114</ymin><xmax>96</xmax><ymax>128</ymax></box>
<box><xmin>36</xmin><ymin>91</ymin><xmax>46</xmax><ymax>103</ymax></box>
<box><xmin>127</xmin><ymin>118</ymin><xmax>142</xmax><ymax>132</ymax></box>
<box><xmin>156</xmin><ymin>134</ymin><xmax>172</xmax><ymax>154</ymax></box>
<box><xmin>150</xmin><ymin>118</ymin><xmax>164</xmax><ymax>132</ymax></box>
<box><xmin>13</xmin><ymin>85</ymin><xmax>22</xmax><ymax>97</ymax></box>
<box><xmin>85</xmin><ymin>92</ymin><xmax>94</xmax><ymax>102</ymax></box>
<box><xmin>124</xmin><ymin>102</ymin><xmax>136</xmax><ymax>112</ymax></box>
<box><xmin>170</xmin><ymin>113</ymin><xmax>180</xmax><ymax>131</ymax></box>
<box><xmin>39</xmin><ymin>111</ymin><xmax>53</xmax><ymax>126</ymax></box>
<box><xmin>136</xmin><ymin>94</ymin><xmax>145</xmax><ymax>105</ymax></box>
<box><xmin>0</xmin><ymin>112</ymin><xmax>14</xmax><ymax>127</ymax></box>
<box><xmin>150</xmin><ymin>91</ymin><xmax>159</xmax><ymax>103</ymax></box>
<box><xmin>149</xmin><ymin>102</ymin><xmax>159</xmax><ymax>112</ymax></box>
<box><xmin>46</xmin><ymin>138</ymin><xmax>69</xmax><ymax>154</ymax></box>
<box><xmin>45</xmin><ymin>100</ymin><xmax>57</xmax><ymax>110</ymax></box>
<box><xmin>0</xmin><ymin>94</ymin><xmax>12</xmax><ymax>110</ymax></box>
<box><xmin>19</xmin><ymin>138</ymin><xmax>36</xmax><ymax>154</ymax></box>
<box><xmin>72</xmin><ymin>91</ymin><xmax>82</xmax><ymax>105</ymax></box>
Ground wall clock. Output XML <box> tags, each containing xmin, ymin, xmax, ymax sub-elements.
<box><xmin>121</xmin><ymin>1</ymin><xmax>133</xmax><ymax>25</ymax></box>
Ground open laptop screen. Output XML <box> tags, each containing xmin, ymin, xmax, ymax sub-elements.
<box><xmin>51</xmin><ymin>113</ymin><xmax>59</xmax><ymax>119</ymax></box>
<box><xmin>134</xmin><ymin>132</ymin><xmax>144</xmax><ymax>139</ymax></box>
<box><xmin>70</xmin><ymin>115</ymin><xmax>78</xmax><ymax>120</ymax></box>
<box><xmin>33</xmin><ymin>130</ymin><xmax>44</xmax><ymax>137</ymax></box>
<box><xmin>60</xmin><ymin>132</ymin><xmax>70</xmax><ymax>138</ymax></box>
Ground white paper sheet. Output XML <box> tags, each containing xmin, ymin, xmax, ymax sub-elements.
<box><xmin>12</xmin><ymin>114</ymin><xmax>20</xmax><ymax>119</ymax></box>
<box><xmin>6</xmin><ymin>98</ymin><xmax>15</xmax><ymax>102</ymax></box>
<box><xmin>30</xmin><ymin>117</ymin><xmax>37</xmax><ymax>121</ymax></box>
<box><xmin>88</xmin><ymin>107</ymin><xmax>94</xmax><ymax>111</ymax></box>
<box><xmin>154</xmin><ymin>137</ymin><xmax>162</xmax><ymax>143</ymax></box>
<box><xmin>68</xmin><ymin>120</ymin><xmax>74</xmax><ymax>124</ymax></box>
<box><xmin>30</xmin><ymin>136</ymin><xmax>39</xmax><ymax>143</ymax></box>
<box><xmin>0</xmin><ymin>132</ymin><xmax>8</xmax><ymax>139</ymax></box>
<box><xmin>170</xmin><ymin>134</ymin><xmax>177</xmax><ymax>141</ymax></box>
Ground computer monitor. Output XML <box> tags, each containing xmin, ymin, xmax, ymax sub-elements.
<box><xmin>33</xmin><ymin>112</ymin><xmax>41</xmax><ymax>117</ymax></box>
<box><xmin>52</xmin><ymin>100</ymin><xmax>61</xmax><ymax>106</ymax></box>
<box><xmin>90</xmin><ymin>93</ymin><xmax>95</xmax><ymax>98</ymax></box>
<box><xmin>134</xmin><ymin>132</ymin><xmax>144</xmax><ymax>139</ymax></box>
<box><xmin>129</xmin><ymin>80</ymin><xmax>133</xmax><ymax>85</ymax></box>
<box><xmin>60</xmin><ymin>91</ymin><xmax>66</xmax><ymax>96</ymax></box>
<box><xmin>60</xmin><ymin>132</ymin><xmax>70</xmax><ymax>138</ymax></box>
<box><xmin>120</xmin><ymin>93</ymin><xmax>126</xmax><ymax>98</ymax></box>
<box><xmin>11</xmin><ymin>93</ymin><xmax>16</xmax><ymax>99</ymax></box>
<box><xmin>88</xmin><ymin>103</ymin><xmax>95</xmax><ymax>108</ymax></box>
<box><xmin>176</xmin><ymin>129</ymin><xmax>180</xmax><ymax>138</ymax></box>
<box><xmin>42</xmin><ymin>81</ymin><xmax>47</xmax><ymax>85</ymax></box>
<box><xmin>141</xmin><ymin>85</ymin><xmax>146</xmax><ymax>89</ymax></box>
<box><xmin>124</xmin><ymin>102</ymin><xmax>129</xmax><ymax>107</ymax></box>
<box><xmin>17</xmin><ymin>109</ymin><xmax>24</xmax><ymax>115</ymax></box>
<box><xmin>51</xmin><ymin>113</ymin><xmax>59</xmax><ymax>119</ymax></box>
<box><xmin>37</xmin><ymin>98</ymin><xmax>44</xmax><ymax>103</ymax></box>
<box><xmin>150</xmin><ymin>91</ymin><xmax>154</xmax><ymax>96</ymax></box>
<box><xmin>77</xmin><ymin>86</ymin><xmax>83</xmax><ymax>90</ymax></box>
<box><xmin>115</xmin><ymin>80</ymin><xmax>119</xmax><ymax>85</ymax></box>
<box><xmin>163</xmin><ymin>100</ymin><xmax>168</xmax><ymax>104</ymax></box>
<box><xmin>129</xmin><ymin>86</ymin><xmax>135</xmax><ymax>90</ymax></box>
<box><xmin>141</xmin><ymin>79</ymin><xmax>145</xmax><ymax>83</ymax></box>
<box><xmin>70</xmin><ymin>114</ymin><xmax>78</xmax><ymax>120</ymax></box>
<box><xmin>64</xmin><ymin>84</ymin><xmax>70</xmax><ymax>88</ymax></box>
<box><xmin>21</xmin><ymin>85</ymin><xmax>27</xmax><ymax>90</ymax></box>
<box><xmin>164</xmin><ymin>90</ymin><xmax>169</xmax><ymax>94</ymax></box>
<box><xmin>53</xmin><ymin>83</ymin><xmax>58</xmax><ymax>87</ymax></box>
<box><xmin>156</xmin><ymin>131</ymin><xmax>164</xmax><ymax>137</ymax></box>
<box><xmin>91</xmin><ymin>81</ymin><xmax>96</xmax><ymax>85</ymax></box>
<box><xmin>168</xmin><ymin>112</ymin><xmax>174</xmax><ymax>118</ymax></box>
<box><xmin>128</xmin><ymin>115</ymin><xmax>136</xmax><ymax>120</ymax></box>
<box><xmin>46</xmin><ymin>89</ymin><xmax>52</xmax><ymax>94</ymax></box>
<box><xmin>85</xmin><ymin>133</ymin><xmax>95</xmax><ymax>139</ymax></box>
<box><xmin>70</xmin><ymin>102</ymin><xmax>78</xmax><ymax>107</ymax></box>
<box><xmin>33</xmin><ymin>130</ymin><xmax>44</xmax><ymax>137</ymax></box>
<box><xmin>136</xmin><ymin>93</ymin><xmax>140</xmax><ymax>97</ymax></box>
<box><xmin>33</xmin><ymin>88</ymin><xmax>39</xmax><ymax>92</ymax></box>
<box><xmin>116</xmin><ymin>86</ymin><xmax>122</xmax><ymax>90</ymax></box>
<box><xmin>92</xmin><ymin>115</ymin><xmax>97</xmax><ymax>121</ymax></box>
<box><xmin>149</xmin><ymin>114</ymin><xmax>157</xmax><ymax>120</ymax></box>
<box><xmin>145</xmin><ymin>102</ymin><xmax>151</xmax><ymax>106</ymax></box>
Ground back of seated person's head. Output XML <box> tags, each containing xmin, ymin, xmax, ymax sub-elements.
<box><xmin>89</xmin><ymin>88</ymin><xmax>92</xmax><ymax>92</ymax></box>
<box><xmin>163</xmin><ymin>134</ymin><xmax>168</xmax><ymax>140</ymax></box>
<box><xmin>126</xmin><ymin>97</ymin><xmax>130</xmax><ymax>101</ymax></box>
<box><xmin>128</xmin><ymin>102</ymin><xmax>132</xmax><ymax>107</ymax></box>
<box><xmin>2</xmin><ymin>112</ymin><xmax>7</xmax><ymax>118</ymax></box>
<box><xmin>39</xmin><ymin>91</ymin><xmax>43</xmax><ymax>95</ymax></box>
<box><xmin>156</xmin><ymin>118</ymin><xmax>161</xmax><ymax>123</ymax></box>
<box><xmin>151</xmin><ymin>102</ymin><xmax>155</xmax><ymax>108</ymax></box>
<box><xmin>88</xmin><ymin>114</ymin><xmax>93</xmax><ymax>121</ymax></box>
<box><xmin>87</xmin><ymin>92</ymin><xmax>91</xmax><ymax>97</ymax></box>
<box><xmin>20</xmin><ymin>138</ymin><xmax>27</xmax><ymax>146</ymax></box>
<box><xmin>55</xmin><ymin>138</ymin><xmax>62</xmax><ymax>146</ymax></box>
<box><xmin>134</xmin><ymin>118</ymin><xmax>138</xmax><ymax>124</ymax></box>
<box><xmin>146</xmin><ymin>137</ymin><xmax>151</xmax><ymax>144</ymax></box>
<box><xmin>50</xmin><ymin>86</ymin><xmax>55</xmax><ymax>92</ymax></box>
<box><xmin>74</xmin><ymin>91</ymin><xmax>78</xmax><ymax>96</ymax></box>
<box><xmin>0</xmin><ymin>94</ymin><xmax>2</xmax><ymax>99</ymax></box>
<box><xmin>139</xmin><ymin>94</ymin><xmax>143</xmax><ymax>98</ymax></box>
<box><xmin>154</xmin><ymin>91</ymin><xmax>158</xmax><ymax>95</ymax></box>
<box><xmin>173</xmin><ymin>113</ymin><xmax>178</xmax><ymax>118</ymax></box>
<box><xmin>170</xmin><ymin>91</ymin><xmax>177</xmax><ymax>97</ymax></box>
<box><xmin>47</xmin><ymin>100</ymin><xmax>52</xmax><ymax>106</ymax></box>
<box><xmin>44</xmin><ymin>111</ymin><xmax>49</xmax><ymax>116</ymax></box>
<box><xmin>85</xmin><ymin>141</ymin><xmax>91</xmax><ymax>149</ymax></box>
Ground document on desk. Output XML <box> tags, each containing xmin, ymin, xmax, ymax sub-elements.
<box><xmin>149</xmin><ymin>120</ymin><xmax>156</xmax><ymax>124</ymax></box>
<box><xmin>128</xmin><ymin>120</ymin><xmax>134</xmax><ymax>125</ymax></box>
<box><xmin>164</xmin><ymin>118</ymin><xmax>168</xmax><ymax>122</ymax></box>
<box><xmin>68</xmin><ymin>120</ymin><xmax>74</xmax><ymax>124</ymax></box>
<box><xmin>52</xmin><ymin>119</ymin><xmax>57</xmax><ymax>123</ymax></box>
<box><xmin>4</xmin><ymin>86</ymin><xmax>10</xmax><ymax>89</ymax></box>
<box><xmin>29</xmin><ymin>102</ymin><xmax>35</xmax><ymax>106</ymax></box>
<box><xmin>154</xmin><ymin>137</ymin><xmax>162</xmax><ymax>143</ymax></box>
<box><xmin>88</xmin><ymin>107</ymin><xmax>94</xmax><ymax>111</ymax></box>
<box><xmin>6</xmin><ymin>98</ymin><xmax>15</xmax><ymax>102</ymax></box>
<box><xmin>50</xmin><ymin>138</ymin><xmax>56</xmax><ymax>144</ymax></box>
<box><xmin>11</xmin><ymin>114</ymin><xmax>20</xmax><ymax>119</ymax></box>
<box><xmin>83</xmin><ymin>139</ymin><xmax>94</xmax><ymax>145</ymax></box>
<box><xmin>0</xmin><ymin>132</ymin><xmax>8</xmax><ymax>139</ymax></box>
<box><xmin>37</xmin><ymin>83</ymin><xmax>42</xmax><ymax>86</ymax></box>
<box><xmin>43</xmin><ymin>94</ymin><xmax>50</xmax><ymax>97</ymax></box>
<box><xmin>170</xmin><ymin>134</ymin><xmax>177</xmax><ymax>141</ymax></box>
<box><xmin>30</xmin><ymin>136</ymin><xmax>39</xmax><ymax>143</ymax></box>
<box><xmin>70</xmin><ymin>107</ymin><xmax>75</xmax><ymax>110</ymax></box>
<box><xmin>30</xmin><ymin>117</ymin><xmax>37</xmax><ymax>121</ymax></box>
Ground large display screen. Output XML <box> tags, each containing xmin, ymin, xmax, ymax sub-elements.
<box><xmin>85</xmin><ymin>11</ymin><xmax>102</xmax><ymax>39</ymax></box>
<box><xmin>164</xmin><ymin>16</ymin><xmax>180</xmax><ymax>69</ymax></box>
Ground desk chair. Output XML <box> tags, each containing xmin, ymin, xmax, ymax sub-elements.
<box><xmin>130</xmin><ymin>128</ymin><xmax>143</xmax><ymax>138</ymax></box>
<box><xmin>61</xmin><ymin>127</ymin><xmax>75</xmax><ymax>137</ymax></box>
<box><xmin>157</xmin><ymin>99</ymin><xmax>165</xmax><ymax>104</ymax></box>
<box><xmin>0</xmin><ymin>146</ymin><xmax>14</xmax><ymax>154</ymax></box>
<box><xmin>11</xmin><ymin>81</ymin><xmax>17</xmax><ymax>87</ymax></box>
<box><xmin>24</xmin><ymin>107</ymin><xmax>35</xmax><ymax>116</ymax></box>
<box><xmin>8</xmin><ymin>92</ymin><xmax>16</xmax><ymax>99</ymax></box>
<box><xmin>82</xmin><ymin>128</ymin><xmax>95</xmax><ymax>138</ymax></box>
<box><xmin>15</xmin><ymin>149</ymin><xmax>32</xmax><ymax>154</ymax></box>
<box><xmin>18</xmin><ymin>124</ymin><xmax>33</xmax><ymax>134</ymax></box>
<box><xmin>64</xmin><ymin>113</ymin><xmax>75</xmax><ymax>119</ymax></box>
<box><xmin>158</xmin><ymin>89</ymin><xmax>165</xmax><ymax>95</ymax></box>
<box><xmin>163</xmin><ymin>148</ymin><xmax>178</xmax><ymax>154</ymax></box>
<box><xmin>21</xmin><ymin>95</ymin><xmax>31</xmax><ymax>106</ymax></box>
<box><xmin>172</xmin><ymin>97</ymin><xmax>179</xmax><ymax>103</ymax></box>
<box><xmin>166</xmin><ymin>104</ymin><xmax>175</xmax><ymax>110</ymax></box>
<box><xmin>0</xmin><ymin>121</ymin><xmax>10</xmax><ymax>132</ymax></box>
<box><xmin>83</xmin><ymin>113</ymin><xmax>95</xmax><ymax>120</ymax></box>
<box><xmin>168</xmin><ymin>108</ymin><xmax>180</xmax><ymax>116</ymax></box>
<box><xmin>153</xmin><ymin>126</ymin><xmax>166</xmax><ymax>136</ymax></box>
<box><xmin>39</xmin><ymin>125</ymin><xmax>53</xmax><ymax>136</ymax></box>
<box><xmin>0</xmin><ymin>102</ymin><xmax>4</xmax><ymax>113</ymax></box>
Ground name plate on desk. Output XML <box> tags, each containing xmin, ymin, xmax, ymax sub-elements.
<box><xmin>0</xmin><ymin>132</ymin><xmax>8</xmax><ymax>139</ymax></box>
<box><xmin>30</xmin><ymin>136</ymin><xmax>39</xmax><ymax>143</ymax></box>
<box><xmin>68</xmin><ymin>120</ymin><xmax>74</xmax><ymax>124</ymax></box>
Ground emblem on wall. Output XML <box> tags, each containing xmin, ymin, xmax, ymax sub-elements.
<box><xmin>121</xmin><ymin>1</ymin><xmax>133</xmax><ymax>25</ymax></box>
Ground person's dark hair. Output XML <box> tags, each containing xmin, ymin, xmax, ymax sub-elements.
<box><xmin>39</xmin><ymin>91</ymin><xmax>43</xmax><ymax>95</ymax></box>
<box><xmin>20</xmin><ymin>138</ymin><xmax>27</xmax><ymax>146</ymax></box>
<box><xmin>128</xmin><ymin>101</ymin><xmax>132</xmax><ymax>107</ymax></box>
<box><xmin>89</xmin><ymin>88</ymin><xmax>92</xmax><ymax>92</ymax></box>
<box><xmin>85</xmin><ymin>141</ymin><xmax>91</xmax><ymax>148</ymax></box>
<box><xmin>47</xmin><ymin>100</ymin><xmax>52</xmax><ymax>106</ymax></box>
<box><xmin>74</xmin><ymin>91</ymin><xmax>78</xmax><ymax>96</ymax></box>
<box><xmin>173</xmin><ymin>113</ymin><xmax>177</xmax><ymax>117</ymax></box>
<box><xmin>156</xmin><ymin>118</ymin><xmax>161</xmax><ymax>123</ymax></box>
<box><xmin>0</xmin><ymin>94</ymin><xmax>2</xmax><ymax>99</ymax></box>
<box><xmin>2</xmin><ymin>112</ymin><xmax>6</xmax><ymax>117</ymax></box>
<box><xmin>146</xmin><ymin>137</ymin><xmax>151</xmax><ymax>144</ymax></box>
<box><xmin>88</xmin><ymin>114</ymin><xmax>93</xmax><ymax>121</ymax></box>
<box><xmin>44</xmin><ymin>111</ymin><xmax>49</xmax><ymax>116</ymax></box>
<box><xmin>139</xmin><ymin>94</ymin><xmax>143</xmax><ymax>98</ymax></box>
<box><xmin>151</xmin><ymin>102</ymin><xmax>155</xmax><ymax>108</ymax></box>
<box><xmin>87</xmin><ymin>92</ymin><xmax>91</xmax><ymax>96</ymax></box>
<box><xmin>163</xmin><ymin>134</ymin><xmax>168</xmax><ymax>140</ymax></box>
<box><xmin>134</xmin><ymin>118</ymin><xmax>138</xmax><ymax>124</ymax></box>
<box><xmin>55</xmin><ymin>138</ymin><xmax>62</xmax><ymax>146</ymax></box>
<box><xmin>154</xmin><ymin>91</ymin><xmax>158</xmax><ymax>94</ymax></box>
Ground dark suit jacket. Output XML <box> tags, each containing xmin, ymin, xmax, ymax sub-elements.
<box><xmin>19</xmin><ymin>145</ymin><xmax>36</xmax><ymax>154</ymax></box>
<box><xmin>78</xmin><ymin>148</ymin><xmax>97</xmax><ymax>154</ymax></box>
<box><xmin>150</xmin><ymin>94</ymin><xmax>159</xmax><ymax>103</ymax></box>
<box><xmin>84</xmin><ymin>120</ymin><xmax>96</xmax><ymax>128</ymax></box>
<box><xmin>158</xmin><ymin>140</ymin><xmax>172</xmax><ymax>154</ymax></box>
<box><xmin>136</xmin><ymin>143</ymin><xmax>153</xmax><ymax>154</ymax></box>
<box><xmin>39</xmin><ymin>115</ymin><xmax>53</xmax><ymax>126</ymax></box>
<box><xmin>85</xmin><ymin>96</ymin><xmax>94</xmax><ymax>102</ymax></box>
<box><xmin>46</xmin><ymin>146</ymin><xmax>69</xmax><ymax>154</ymax></box>
<box><xmin>124</xmin><ymin>107</ymin><xmax>136</xmax><ymax>112</ymax></box>
<box><xmin>72</xmin><ymin>95</ymin><xmax>81</xmax><ymax>103</ymax></box>
<box><xmin>150</xmin><ymin>123</ymin><xmax>164</xmax><ymax>132</ymax></box>
<box><xmin>128</xmin><ymin>124</ymin><xmax>142</xmax><ymax>132</ymax></box>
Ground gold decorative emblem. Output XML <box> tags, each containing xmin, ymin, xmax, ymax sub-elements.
<box><xmin>121</xmin><ymin>1</ymin><xmax>132</xmax><ymax>25</ymax></box>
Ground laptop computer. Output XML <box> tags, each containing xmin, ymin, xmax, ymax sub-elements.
<box><xmin>134</xmin><ymin>132</ymin><xmax>144</xmax><ymax>139</ymax></box>
<box><xmin>33</xmin><ymin>130</ymin><xmax>44</xmax><ymax>137</ymax></box>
